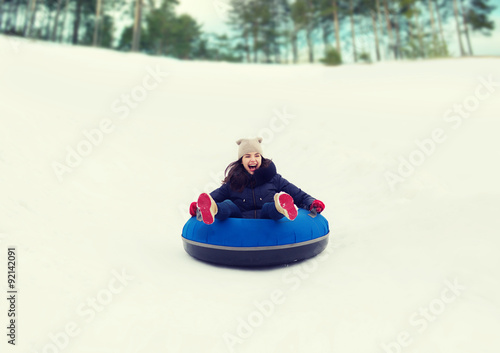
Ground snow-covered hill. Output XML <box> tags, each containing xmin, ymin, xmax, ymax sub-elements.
<box><xmin>1</xmin><ymin>35</ymin><xmax>499</xmax><ymax>353</ymax></box>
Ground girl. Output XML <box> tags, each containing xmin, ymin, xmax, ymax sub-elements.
<box><xmin>189</xmin><ymin>137</ymin><xmax>325</xmax><ymax>225</ymax></box>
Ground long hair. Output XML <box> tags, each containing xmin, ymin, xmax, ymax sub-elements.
<box><xmin>223</xmin><ymin>156</ymin><xmax>272</xmax><ymax>192</ymax></box>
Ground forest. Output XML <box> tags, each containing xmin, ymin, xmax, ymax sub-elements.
<box><xmin>0</xmin><ymin>0</ymin><xmax>496</xmax><ymax>64</ymax></box>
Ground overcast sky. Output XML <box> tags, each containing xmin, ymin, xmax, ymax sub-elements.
<box><xmin>176</xmin><ymin>0</ymin><xmax>500</xmax><ymax>59</ymax></box>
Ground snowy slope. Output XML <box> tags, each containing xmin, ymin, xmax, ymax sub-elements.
<box><xmin>1</xmin><ymin>34</ymin><xmax>500</xmax><ymax>353</ymax></box>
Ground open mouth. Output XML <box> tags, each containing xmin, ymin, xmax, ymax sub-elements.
<box><xmin>248</xmin><ymin>164</ymin><xmax>258</xmax><ymax>171</ymax></box>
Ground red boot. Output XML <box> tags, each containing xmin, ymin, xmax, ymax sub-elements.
<box><xmin>197</xmin><ymin>193</ymin><xmax>218</xmax><ymax>225</ymax></box>
<box><xmin>274</xmin><ymin>192</ymin><xmax>298</xmax><ymax>221</ymax></box>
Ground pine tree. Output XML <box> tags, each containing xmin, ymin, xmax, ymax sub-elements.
<box><xmin>465</xmin><ymin>0</ymin><xmax>495</xmax><ymax>35</ymax></box>
<box><xmin>291</xmin><ymin>0</ymin><xmax>317</xmax><ymax>63</ymax></box>
<box><xmin>228</xmin><ymin>0</ymin><xmax>252</xmax><ymax>62</ymax></box>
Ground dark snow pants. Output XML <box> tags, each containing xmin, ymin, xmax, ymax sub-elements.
<box><xmin>215</xmin><ymin>200</ymin><xmax>284</xmax><ymax>221</ymax></box>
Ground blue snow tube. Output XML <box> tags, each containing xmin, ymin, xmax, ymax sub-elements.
<box><xmin>181</xmin><ymin>209</ymin><xmax>330</xmax><ymax>267</ymax></box>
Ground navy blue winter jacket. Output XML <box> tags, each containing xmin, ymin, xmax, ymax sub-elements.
<box><xmin>210</xmin><ymin>161</ymin><xmax>315</xmax><ymax>219</ymax></box>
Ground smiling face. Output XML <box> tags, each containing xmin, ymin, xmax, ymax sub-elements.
<box><xmin>242</xmin><ymin>152</ymin><xmax>262</xmax><ymax>175</ymax></box>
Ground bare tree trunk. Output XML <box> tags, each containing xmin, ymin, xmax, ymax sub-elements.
<box><xmin>252</xmin><ymin>23</ymin><xmax>258</xmax><ymax>62</ymax></box>
<box><xmin>44</xmin><ymin>2</ymin><xmax>52</xmax><ymax>39</ymax></box>
<box><xmin>305</xmin><ymin>26</ymin><xmax>313</xmax><ymax>62</ymax></box>
<box><xmin>371</xmin><ymin>9</ymin><xmax>381</xmax><ymax>61</ymax></box>
<box><xmin>0</xmin><ymin>0</ymin><xmax>5</xmax><ymax>31</ymax></box>
<box><xmin>163</xmin><ymin>37</ymin><xmax>168</xmax><ymax>56</ymax></box>
<box><xmin>283</xmin><ymin>28</ymin><xmax>289</xmax><ymax>64</ymax></box>
<box><xmin>375</xmin><ymin>0</ymin><xmax>381</xmax><ymax>23</ymax></box>
<box><xmin>459</xmin><ymin>0</ymin><xmax>473</xmax><ymax>55</ymax></box>
<box><xmin>322</xmin><ymin>21</ymin><xmax>328</xmax><ymax>52</ymax></box>
<box><xmin>72</xmin><ymin>0</ymin><xmax>82</xmax><ymax>44</ymax></box>
<box><xmin>23</xmin><ymin>0</ymin><xmax>31</xmax><ymax>35</ymax></box>
<box><xmin>11</xmin><ymin>0</ymin><xmax>22</xmax><ymax>32</ymax></box>
<box><xmin>154</xmin><ymin>38</ymin><xmax>161</xmax><ymax>55</ymax></box>
<box><xmin>432</xmin><ymin>0</ymin><xmax>447</xmax><ymax>55</ymax></box>
<box><xmin>383</xmin><ymin>0</ymin><xmax>395</xmax><ymax>59</ymax></box>
<box><xmin>244</xmin><ymin>28</ymin><xmax>250</xmax><ymax>62</ymax></box>
<box><xmin>376</xmin><ymin>0</ymin><xmax>385</xmax><ymax>59</ymax></box>
<box><xmin>414</xmin><ymin>10</ymin><xmax>424</xmax><ymax>57</ymax></box>
<box><xmin>349</xmin><ymin>0</ymin><xmax>357</xmax><ymax>62</ymax></box>
<box><xmin>452</xmin><ymin>0</ymin><xmax>465</xmax><ymax>56</ymax></box>
<box><xmin>408</xmin><ymin>13</ymin><xmax>414</xmax><ymax>56</ymax></box>
<box><xmin>273</xmin><ymin>35</ymin><xmax>280</xmax><ymax>64</ymax></box>
<box><xmin>2</xmin><ymin>0</ymin><xmax>12</xmax><ymax>31</ymax></box>
<box><xmin>332</xmin><ymin>0</ymin><xmax>341</xmax><ymax>54</ymax></box>
<box><xmin>395</xmin><ymin>16</ymin><xmax>401</xmax><ymax>59</ymax></box>
<box><xmin>93</xmin><ymin>0</ymin><xmax>102</xmax><ymax>46</ymax></box>
<box><xmin>292</xmin><ymin>24</ymin><xmax>298</xmax><ymax>63</ymax></box>
<box><xmin>51</xmin><ymin>0</ymin><xmax>62</xmax><ymax>41</ymax></box>
<box><xmin>26</xmin><ymin>0</ymin><xmax>38</xmax><ymax>37</ymax></box>
<box><xmin>263</xmin><ymin>39</ymin><xmax>270</xmax><ymax>63</ymax></box>
<box><xmin>131</xmin><ymin>0</ymin><xmax>143</xmax><ymax>52</ymax></box>
<box><xmin>305</xmin><ymin>0</ymin><xmax>314</xmax><ymax>63</ymax></box>
<box><xmin>271</xmin><ymin>3</ymin><xmax>280</xmax><ymax>63</ymax></box>
<box><xmin>58</xmin><ymin>0</ymin><xmax>69</xmax><ymax>42</ymax></box>
<box><xmin>0</xmin><ymin>0</ymin><xmax>15</xmax><ymax>31</ymax></box>
<box><xmin>427</xmin><ymin>0</ymin><xmax>439</xmax><ymax>55</ymax></box>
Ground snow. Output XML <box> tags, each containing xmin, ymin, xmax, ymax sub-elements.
<box><xmin>1</xmin><ymin>34</ymin><xmax>500</xmax><ymax>353</ymax></box>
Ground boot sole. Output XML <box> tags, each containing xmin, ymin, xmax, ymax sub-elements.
<box><xmin>274</xmin><ymin>192</ymin><xmax>298</xmax><ymax>221</ymax></box>
<box><xmin>198</xmin><ymin>193</ymin><xmax>217</xmax><ymax>225</ymax></box>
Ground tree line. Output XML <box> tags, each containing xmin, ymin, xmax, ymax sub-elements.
<box><xmin>0</xmin><ymin>0</ymin><xmax>496</xmax><ymax>64</ymax></box>
<box><xmin>227</xmin><ymin>0</ymin><xmax>496</xmax><ymax>63</ymax></box>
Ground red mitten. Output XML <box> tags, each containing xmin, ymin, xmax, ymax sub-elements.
<box><xmin>310</xmin><ymin>200</ymin><xmax>325</xmax><ymax>213</ymax></box>
<box><xmin>189</xmin><ymin>202</ymin><xmax>198</xmax><ymax>217</ymax></box>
